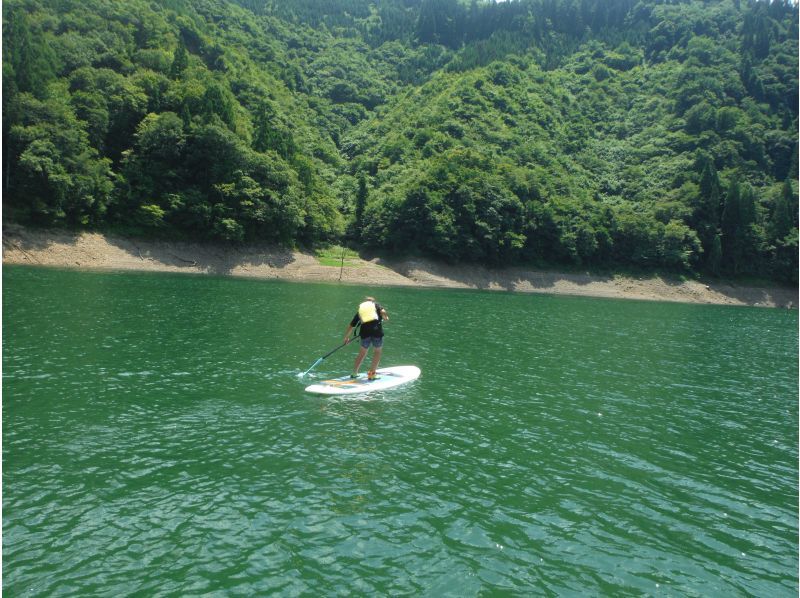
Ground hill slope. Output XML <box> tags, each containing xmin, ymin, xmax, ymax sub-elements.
<box><xmin>3</xmin><ymin>0</ymin><xmax>797</xmax><ymax>282</ymax></box>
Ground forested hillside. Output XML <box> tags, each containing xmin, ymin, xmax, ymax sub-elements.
<box><xmin>3</xmin><ymin>0</ymin><xmax>798</xmax><ymax>281</ymax></box>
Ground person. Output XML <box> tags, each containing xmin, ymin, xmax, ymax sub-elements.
<box><xmin>344</xmin><ymin>296</ymin><xmax>388</xmax><ymax>380</ymax></box>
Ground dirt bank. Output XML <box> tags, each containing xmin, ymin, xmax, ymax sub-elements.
<box><xmin>3</xmin><ymin>225</ymin><xmax>796</xmax><ymax>308</ymax></box>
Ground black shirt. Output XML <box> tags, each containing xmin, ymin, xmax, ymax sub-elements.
<box><xmin>350</xmin><ymin>302</ymin><xmax>384</xmax><ymax>338</ymax></box>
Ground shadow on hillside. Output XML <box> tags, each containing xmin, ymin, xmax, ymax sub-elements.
<box><xmin>104</xmin><ymin>236</ymin><xmax>298</xmax><ymax>276</ymax></box>
<box><xmin>703</xmin><ymin>280</ymin><xmax>797</xmax><ymax>308</ymax></box>
<box><xmin>650</xmin><ymin>270</ymin><xmax>797</xmax><ymax>307</ymax></box>
<box><xmin>375</xmin><ymin>256</ymin><xmax>798</xmax><ymax>307</ymax></box>
<box><xmin>2</xmin><ymin>225</ymin><xmax>70</xmax><ymax>264</ymax></box>
<box><xmin>375</xmin><ymin>257</ymin><xmax>615</xmax><ymax>292</ymax></box>
<box><xmin>5</xmin><ymin>226</ymin><xmax>796</xmax><ymax>308</ymax></box>
<box><xmin>2</xmin><ymin>225</ymin><xmax>298</xmax><ymax>275</ymax></box>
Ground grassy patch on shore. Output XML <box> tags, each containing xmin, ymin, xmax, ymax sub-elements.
<box><xmin>315</xmin><ymin>246</ymin><xmax>363</xmax><ymax>267</ymax></box>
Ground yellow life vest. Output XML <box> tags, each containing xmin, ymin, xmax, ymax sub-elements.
<box><xmin>358</xmin><ymin>300</ymin><xmax>379</xmax><ymax>323</ymax></box>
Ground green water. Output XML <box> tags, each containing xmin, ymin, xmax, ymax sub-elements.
<box><xmin>3</xmin><ymin>265</ymin><xmax>798</xmax><ymax>596</ymax></box>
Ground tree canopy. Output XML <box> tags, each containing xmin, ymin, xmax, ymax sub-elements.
<box><xmin>3</xmin><ymin>0</ymin><xmax>797</xmax><ymax>282</ymax></box>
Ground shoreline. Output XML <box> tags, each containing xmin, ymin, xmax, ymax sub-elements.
<box><xmin>2</xmin><ymin>225</ymin><xmax>797</xmax><ymax>309</ymax></box>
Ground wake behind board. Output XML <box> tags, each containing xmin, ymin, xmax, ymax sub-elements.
<box><xmin>305</xmin><ymin>365</ymin><xmax>420</xmax><ymax>396</ymax></box>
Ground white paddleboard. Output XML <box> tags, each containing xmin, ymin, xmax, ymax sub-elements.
<box><xmin>305</xmin><ymin>365</ymin><xmax>421</xmax><ymax>396</ymax></box>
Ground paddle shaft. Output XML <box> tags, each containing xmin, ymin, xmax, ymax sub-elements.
<box><xmin>321</xmin><ymin>339</ymin><xmax>349</xmax><ymax>360</ymax></box>
<box><xmin>301</xmin><ymin>327</ymin><xmax>360</xmax><ymax>377</ymax></box>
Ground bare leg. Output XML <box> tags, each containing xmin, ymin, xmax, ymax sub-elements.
<box><xmin>353</xmin><ymin>347</ymin><xmax>368</xmax><ymax>375</ymax></box>
<box><xmin>368</xmin><ymin>347</ymin><xmax>383</xmax><ymax>375</ymax></box>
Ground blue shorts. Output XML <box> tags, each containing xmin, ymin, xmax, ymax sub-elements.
<box><xmin>360</xmin><ymin>336</ymin><xmax>383</xmax><ymax>349</ymax></box>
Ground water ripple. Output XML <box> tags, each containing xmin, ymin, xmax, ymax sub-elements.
<box><xmin>3</xmin><ymin>269</ymin><xmax>798</xmax><ymax>596</ymax></box>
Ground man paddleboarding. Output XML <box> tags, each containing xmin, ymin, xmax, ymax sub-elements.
<box><xmin>344</xmin><ymin>296</ymin><xmax>388</xmax><ymax>380</ymax></box>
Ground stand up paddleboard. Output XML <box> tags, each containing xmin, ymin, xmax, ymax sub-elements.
<box><xmin>305</xmin><ymin>365</ymin><xmax>420</xmax><ymax>396</ymax></box>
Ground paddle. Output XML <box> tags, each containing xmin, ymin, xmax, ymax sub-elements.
<box><xmin>299</xmin><ymin>327</ymin><xmax>359</xmax><ymax>378</ymax></box>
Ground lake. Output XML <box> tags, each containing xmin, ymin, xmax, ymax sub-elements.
<box><xmin>3</xmin><ymin>265</ymin><xmax>798</xmax><ymax>596</ymax></box>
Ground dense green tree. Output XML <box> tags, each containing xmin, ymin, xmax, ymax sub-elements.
<box><xmin>770</xmin><ymin>179</ymin><xmax>797</xmax><ymax>243</ymax></box>
<box><xmin>5</xmin><ymin>9</ymin><xmax>58</xmax><ymax>98</ymax></box>
<box><xmin>767</xmin><ymin>179</ymin><xmax>799</xmax><ymax>283</ymax></box>
<box><xmin>1</xmin><ymin>0</ymin><xmax>796</xmax><ymax>282</ymax></box>
<box><xmin>6</xmin><ymin>92</ymin><xmax>113</xmax><ymax>225</ymax></box>
<box><xmin>691</xmin><ymin>154</ymin><xmax>723</xmax><ymax>265</ymax></box>
<box><xmin>355</xmin><ymin>173</ymin><xmax>368</xmax><ymax>232</ymax></box>
<box><xmin>253</xmin><ymin>101</ymin><xmax>296</xmax><ymax>159</ymax></box>
<box><xmin>201</xmin><ymin>82</ymin><xmax>236</xmax><ymax>129</ymax></box>
<box><xmin>721</xmin><ymin>178</ymin><xmax>759</xmax><ymax>274</ymax></box>
<box><xmin>170</xmin><ymin>40</ymin><xmax>189</xmax><ymax>79</ymax></box>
